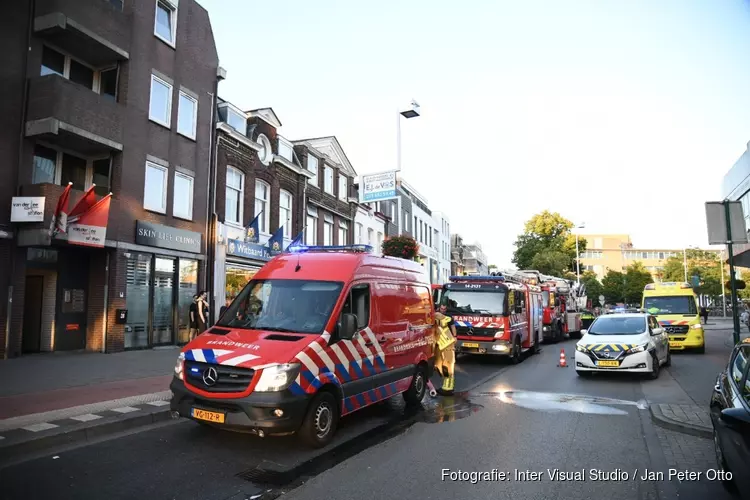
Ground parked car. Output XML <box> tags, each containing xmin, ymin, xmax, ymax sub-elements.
<box><xmin>710</xmin><ymin>338</ymin><xmax>750</xmax><ymax>497</ymax></box>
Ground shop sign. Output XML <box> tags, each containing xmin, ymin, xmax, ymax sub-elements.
<box><xmin>359</xmin><ymin>171</ymin><xmax>398</xmax><ymax>203</ymax></box>
<box><xmin>227</xmin><ymin>239</ymin><xmax>271</xmax><ymax>261</ymax></box>
<box><xmin>136</xmin><ymin>221</ymin><xmax>202</xmax><ymax>253</ymax></box>
<box><xmin>10</xmin><ymin>197</ymin><xmax>45</xmax><ymax>222</ymax></box>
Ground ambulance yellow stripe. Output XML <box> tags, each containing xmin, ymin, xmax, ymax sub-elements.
<box><xmin>609</xmin><ymin>344</ymin><xmax>620</xmax><ymax>352</ymax></box>
<box><xmin>594</xmin><ymin>344</ymin><xmax>607</xmax><ymax>351</ymax></box>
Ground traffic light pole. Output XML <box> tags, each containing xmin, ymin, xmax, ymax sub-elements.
<box><xmin>725</xmin><ymin>201</ymin><xmax>741</xmax><ymax>345</ymax></box>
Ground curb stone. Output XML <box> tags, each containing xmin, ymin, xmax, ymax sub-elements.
<box><xmin>648</xmin><ymin>404</ymin><xmax>712</xmax><ymax>439</ymax></box>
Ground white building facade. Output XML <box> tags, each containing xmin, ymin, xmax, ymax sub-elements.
<box><xmin>400</xmin><ymin>179</ymin><xmax>439</xmax><ymax>283</ymax></box>
<box><xmin>354</xmin><ymin>203</ymin><xmax>386</xmax><ymax>252</ymax></box>
<box><xmin>432</xmin><ymin>211</ymin><xmax>451</xmax><ymax>284</ymax></box>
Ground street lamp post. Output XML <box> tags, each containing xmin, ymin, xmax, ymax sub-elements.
<box><xmin>574</xmin><ymin>222</ymin><xmax>585</xmax><ymax>287</ymax></box>
<box><xmin>396</xmin><ymin>100</ymin><xmax>420</xmax><ymax>172</ymax></box>
<box><xmin>719</xmin><ymin>250</ymin><xmax>727</xmax><ymax>318</ymax></box>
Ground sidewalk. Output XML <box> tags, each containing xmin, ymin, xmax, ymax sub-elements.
<box><xmin>647</xmin><ymin>322</ymin><xmax>741</xmax><ymax>439</ymax></box>
<box><xmin>0</xmin><ymin>348</ymin><xmax>179</xmax><ymax>462</ymax></box>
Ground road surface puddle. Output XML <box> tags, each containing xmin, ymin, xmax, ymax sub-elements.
<box><xmin>475</xmin><ymin>390</ymin><xmax>647</xmax><ymax>416</ymax></box>
<box><xmin>416</xmin><ymin>392</ymin><xmax>484</xmax><ymax>423</ymax></box>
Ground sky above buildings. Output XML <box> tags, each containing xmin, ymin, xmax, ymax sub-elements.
<box><xmin>198</xmin><ymin>0</ymin><xmax>750</xmax><ymax>267</ymax></box>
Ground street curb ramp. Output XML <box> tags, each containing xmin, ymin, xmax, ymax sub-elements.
<box><xmin>648</xmin><ymin>404</ymin><xmax>712</xmax><ymax>439</ymax></box>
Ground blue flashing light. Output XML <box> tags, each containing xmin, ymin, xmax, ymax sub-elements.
<box><xmin>287</xmin><ymin>244</ymin><xmax>374</xmax><ymax>254</ymax></box>
<box><xmin>449</xmin><ymin>275</ymin><xmax>506</xmax><ymax>282</ymax></box>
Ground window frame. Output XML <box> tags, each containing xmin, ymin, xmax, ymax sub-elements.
<box><xmin>32</xmin><ymin>142</ymin><xmax>111</xmax><ymax>193</ymax></box>
<box><xmin>307</xmin><ymin>155</ymin><xmax>319</xmax><ymax>187</ymax></box>
<box><xmin>143</xmin><ymin>161</ymin><xmax>169</xmax><ymax>214</ymax></box>
<box><xmin>154</xmin><ymin>0</ymin><xmax>178</xmax><ymax>48</ymax></box>
<box><xmin>149</xmin><ymin>74</ymin><xmax>173</xmax><ymax>128</ymax></box>
<box><xmin>729</xmin><ymin>345</ymin><xmax>750</xmax><ymax>407</ymax></box>
<box><xmin>40</xmin><ymin>44</ymin><xmax>117</xmax><ymax>99</ymax></box>
<box><xmin>341</xmin><ymin>283</ymin><xmax>371</xmax><ymax>330</ymax></box>
<box><xmin>323</xmin><ymin>215</ymin><xmax>334</xmax><ymax>246</ymax></box>
<box><xmin>338</xmin><ymin>220</ymin><xmax>348</xmax><ymax>245</ymax></box>
<box><xmin>173</xmin><ymin>171</ymin><xmax>194</xmax><ymax>220</ymax></box>
<box><xmin>338</xmin><ymin>174</ymin><xmax>348</xmax><ymax>201</ymax></box>
<box><xmin>279</xmin><ymin>189</ymin><xmax>293</xmax><ymax>238</ymax></box>
<box><xmin>225</xmin><ymin>166</ymin><xmax>244</xmax><ymax>227</ymax></box>
<box><xmin>255</xmin><ymin>179</ymin><xmax>271</xmax><ymax>235</ymax></box>
<box><xmin>176</xmin><ymin>89</ymin><xmax>198</xmax><ymax>140</ymax></box>
<box><xmin>323</xmin><ymin>166</ymin><xmax>334</xmax><ymax>194</ymax></box>
<box><xmin>305</xmin><ymin>206</ymin><xmax>318</xmax><ymax>245</ymax></box>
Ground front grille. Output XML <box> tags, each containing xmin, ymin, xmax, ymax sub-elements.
<box><xmin>455</xmin><ymin>326</ymin><xmax>498</xmax><ymax>338</ymax></box>
<box><xmin>593</xmin><ymin>350</ymin><xmax>624</xmax><ymax>360</ymax></box>
<box><xmin>665</xmin><ymin>325</ymin><xmax>689</xmax><ymax>334</ymax></box>
<box><xmin>184</xmin><ymin>360</ymin><xmax>255</xmax><ymax>393</ymax></box>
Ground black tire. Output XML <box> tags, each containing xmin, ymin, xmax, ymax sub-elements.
<box><xmin>510</xmin><ymin>336</ymin><xmax>522</xmax><ymax>364</ymax></box>
<box><xmin>664</xmin><ymin>349</ymin><xmax>672</xmax><ymax>367</ymax></box>
<box><xmin>299</xmin><ymin>391</ymin><xmax>339</xmax><ymax>448</ymax></box>
<box><xmin>695</xmin><ymin>344</ymin><xmax>706</xmax><ymax>354</ymax></box>
<box><xmin>648</xmin><ymin>353</ymin><xmax>660</xmax><ymax>380</ymax></box>
<box><xmin>403</xmin><ymin>364</ymin><xmax>427</xmax><ymax>405</ymax></box>
<box><xmin>713</xmin><ymin>428</ymin><xmax>738</xmax><ymax>494</ymax></box>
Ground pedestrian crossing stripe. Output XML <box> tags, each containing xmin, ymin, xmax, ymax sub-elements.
<box><xmin>582</xmin><ymin>344</ymin><xmax>637</xmax><ymax>352</ymax></box>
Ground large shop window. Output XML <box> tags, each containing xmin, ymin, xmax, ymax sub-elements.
<box><xmin>306</xmin><ymin>205</ymin><xmax>318</xmax><ymax>245</ymax></box>
<box><xmin>225</xmin><ymin>166</ymin><xmax>244</xmax><ymax>225</ymax></box>
<box><xmin>226</xmin><ymin>264</ymin><xmax>260</xmax><ymax>302</ymax></box>
<box><xmin>152</xmin><ymin>257</ymin><xmax>175</xmax><ymax>345</ymax></box>
<box><xmin>177</xmin><ymin>259</ymin><xmax>198</xmax><ymax>344</ymax></box>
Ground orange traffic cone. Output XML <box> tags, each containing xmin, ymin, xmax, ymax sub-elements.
<box><xmin>558</xmin><ymin>349</ymin><xmax>568</xmax><ymax>368</ymax></box>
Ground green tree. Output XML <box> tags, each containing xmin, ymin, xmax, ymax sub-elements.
<box><xmin>580</xmin><ymin>271</ymin><xmax>604</xmax><ymax>306</ymax></box>
<box><xmin>488</xmin><ymin>264</ymin><xmax>498</xmax><ymax>272</ymax></box>
<box><xmin>512</xmin><ymin>211</ymin><xmax>586</xmax><ymax>275</ymax></box>
<box><xmin>624</xmin><ymin>262</ymin><xmax>654</xmax><ymax>304</ymax></box>
<box><xmin>602</xmin><ymin>270</ymin><xmax>625</xmax><ymax>304</ymax></box>
<box><xmin>661</xmin><ymin>250</ymin><xmax>725</xmax><ymax>298</ymax></box>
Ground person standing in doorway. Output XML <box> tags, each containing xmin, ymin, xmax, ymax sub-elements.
<box><xmin>188</xmin><ymin>294</ymin><xmax>199</xmax><ymax>341</ymax></box>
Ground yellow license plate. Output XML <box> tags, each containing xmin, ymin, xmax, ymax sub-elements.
<box><xmin>597</xmin><ymin>360</ymin><xmax>620</xmax><ymax>367</ymax></box>
<box><xmin>191</xmin><ymin>408</ymin><xmax>225</xmax><ymax>423</ymax></box>
<box><xmin>463</xmin><ymin>342</ymin><xmax>480</xmax><ymax>348</ymax></box>
<box><xmin>669</xmin><ymin>342</ymin><xmax>681</xmax><ymax>348</ymax></box>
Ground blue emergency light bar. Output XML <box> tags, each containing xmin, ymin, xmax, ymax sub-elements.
<box><xmin>287</xmin><ymin>244</ymin><xmax>374</xmax><ymax>254</ymax></box>
<box><xmin>449</xmin><ymin>275</ymin><xmax>506</xmax><ymax>282</ymax></box>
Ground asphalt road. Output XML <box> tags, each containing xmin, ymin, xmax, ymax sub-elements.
<box><xmin>0</xmin><ymin>334</ymin><xmax>738</xmax><ymax>500</ymax></box>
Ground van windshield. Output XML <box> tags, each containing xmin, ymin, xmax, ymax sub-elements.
<box><xmin>643</xmin><ymin>296</ymin><xmax>697</xmax><ymax>315</ymax></box>
<box><xmin>441</xmin><ymin>290</ymin><xmax>505</xmax><ymax>316</ymax></box>
<box><xmin>218</xmin><ymin>279</ymin><xmax>344</xmax><ymax>334</ymax></box>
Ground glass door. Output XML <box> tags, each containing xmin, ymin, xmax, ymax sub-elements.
<box><xmin>152</xmin><ymin>257</ymin><xmax>175</xmax><ymax>345</ymax></box>
<box><xmin>125</xmin><ymin>253</ymin><xmax>151</xmax><ymax>349</ymax></box>
<box><xmin>177</xmin><ymin>259</ymin><xmax>198</xmax><ymax>344</ymax></box>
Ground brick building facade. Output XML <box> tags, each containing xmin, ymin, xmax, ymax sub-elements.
<box><xmin>0</xmin><ymin>0</ymin><xmax>220</xmax><ymax>357</ymax></box>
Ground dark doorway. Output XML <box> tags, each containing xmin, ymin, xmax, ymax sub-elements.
<box><xmin>22</xmin><ymin>276</ymin><xmax>44</xmax><ymax>353</ymax></box>
<box><xmin>55</xmin><ymin>249</ymin><xmax>89</xmax><ymax>351</ymax></box>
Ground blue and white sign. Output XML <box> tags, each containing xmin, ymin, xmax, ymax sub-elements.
<box><xmin>227</xmin><ymin>239</ymin><xmax>271</xmax><ymax>261</ymax></box>
<box><xmin>359</xmin><ymin>171</ymin><xmax>398</xmax><ymax>203</ymax></box>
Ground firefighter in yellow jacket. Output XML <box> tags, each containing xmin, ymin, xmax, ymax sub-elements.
<box><xmin>434</xmin><ymin>303</ymin><xmax>458</xmax><ymax>395</ymax></box>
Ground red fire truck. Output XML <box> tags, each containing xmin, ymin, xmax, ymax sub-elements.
<box><xmin>439</xmin><ymin>273</ymin><xmax>544</xmax><ymax>363</ymax></box>
<box><xmin>518</xmin><ymin>270</ymin><xmax>584</xmax><ymax>341</ymax></box>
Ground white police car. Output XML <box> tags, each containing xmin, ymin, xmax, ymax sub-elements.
<box><xmin>574</xmin><ymin>313</ymin><xmax>670</xmax><ymax>379</ymax></box>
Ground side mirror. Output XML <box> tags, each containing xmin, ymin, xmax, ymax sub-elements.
<box><xmin>337</xmin><ymin>313</ymin><xmax>358</xmax><ymax>340</ymax></box>
<box><xmin>581</xmin><ymin>329</ymin><xmax>588</xmax><ymax>335</ymax></box>
<box><xmin>719</xmin><ymin>407</ymin><xmax>750</xmax><ymax>429</ymax></box>
<box><xmin>652</xmin><ymin>327</ymin><xmax>664</xmax><ymax>335</ymax></box>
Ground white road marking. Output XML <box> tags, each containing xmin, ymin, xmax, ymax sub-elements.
<box><xmin>70</xmin><ymin>413</ymin><xmax>102</xmax><ymax>422</ymax></box>
<box><xmin>146</xmin><ymin>400</ymin><xmax>170</xmax><ymax>407</ymax></box>
<box><xmin>21</xmin><ymin>422</ymin><xmax>59</xmax><ymax>432</ymax></box>
<box><xmin>110</xmin><ymin>406</ymin><xmax>139</xmax><ymax>414</ymax></box>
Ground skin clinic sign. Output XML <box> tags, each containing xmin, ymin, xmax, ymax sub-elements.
<box><xmin>359</xmin><ymin>171</ymin><xmax>398</xmax><ymax>203</ymax></box>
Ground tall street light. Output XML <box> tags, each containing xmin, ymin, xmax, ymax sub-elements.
<box><xmin>575</xmin><ymin>222</ymin><xmax>586</xmax><ymax>287</ymax></box>
<box><xmin>396</xmin><ymin>100</ymin><xmax>420</xmax><ymax>172</ymax></box>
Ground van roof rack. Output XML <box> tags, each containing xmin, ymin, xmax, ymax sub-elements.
<box><xmin>287</xmin><ymin>244</ymin><xmax>374</xmax><ymax>254</ymax></box>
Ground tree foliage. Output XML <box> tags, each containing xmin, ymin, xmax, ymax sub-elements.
<box><xmin>661</xmin><ymin>249</ymin><xmax>725</xmax><ymax>297</ymax></box>
<box><xmin>580</xmin><ymin>271</ymin><xmax>604</xmax><ymax>305</ymax></box>
<box><xmin>512</xmin><ymin>211</ymin><xmax>586</xmax><ymax>277</ymax></box>
<box><xmin>601</xmin><ymin>262</ymin><xmax>654</xmax><ymax>305</ymax></box>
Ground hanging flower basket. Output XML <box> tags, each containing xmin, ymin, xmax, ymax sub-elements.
<box><xmin>382</xmin><ymin>234</ymin><xmax>420</xmax><ymax>260</ymax></box>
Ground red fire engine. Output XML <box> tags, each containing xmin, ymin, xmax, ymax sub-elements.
<box><xmin>439</xmin><ymin>273</ymin><xmax>544</xmax><ymax>363</ymax></box>
<box><xmin>517</xmin><ymin>270</ymin><xmax>584</xmax><ymax>341</ymax></box>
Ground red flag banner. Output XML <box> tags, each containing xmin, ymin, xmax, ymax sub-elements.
<box><xmin>67</xmin><ymin>194</ymin><xmax>112</xmax><ymax>248</ymax></box>
<box><xmin>67</xmin><ymin>185</ymin><xmax>98</xmax><ymax>224</ymax></box>
<box><xmin>49</xmin><ymin>182</ymin><xmax>72</xmax><ymax>236</ymax></box>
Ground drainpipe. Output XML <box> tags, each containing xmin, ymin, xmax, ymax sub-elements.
<box><xmin>5</xmin><ymin>0</ymin><xmax>35</xmax><ymax>359</ymax></box>
<box><xmin>102</xmin><ymin>252</ymin><xmax>109</xmax><ymax>353</ymax></box>
<box><xmin>206</xmin><ymin>81</ymin><xmax>219</xmax><ymax>325</ymax></box>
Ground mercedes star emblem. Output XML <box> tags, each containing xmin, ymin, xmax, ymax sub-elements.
<box><xmin>203</xmin><ymin>366</ymin><xmax>218</xmax><ymax>386</ymax></box>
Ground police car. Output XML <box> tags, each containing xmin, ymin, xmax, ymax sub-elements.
<box><xmin>574</xmin><ymin>313</ymin><xmax>671</xmax><ymax>379</ymax></box>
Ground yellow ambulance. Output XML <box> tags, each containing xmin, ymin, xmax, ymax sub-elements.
<box><xmin>642</xmin><ymin>282</ymin><xmax>705</xmax><ymax>353</ymax></box>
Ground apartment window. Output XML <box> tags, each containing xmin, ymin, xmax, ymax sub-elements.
<box><xmin>177</xmin><ymin>90</ymin><xmax>197</xmax><ymax>139</ymax></box>
<box><xmin>40</xmin><ymin>46</ymin><xmax>116</xmax><ymax>99</ymax></box>
<box><xmin>338</xmin><ymin>174</ymin><xmax>348</xmax><ymax>201</ymax></box>
<box><xmin>225</xmin><ymin>166</ymin><xmax>243</xmax><ymax>225</ymax></box>
<box><xmin>32</xmin><ymin>145</ymin><xmax>111</xmax><ymax>193</ymax></box>
<box><xmin>279</xmin><ymin>190</ymin><xmax>293</xmax><ymax>238</ymax></box>
<box><xmin>144</xmin><ymin>161</ymin><xmax>168</xmax><ymax>213</ymax></box>
<box><xmin>154</xmin><ymin>0</ymin><xmax>177</xmax><ymax>46</ymax></box>
<box><xmin>255</xmin><ymin>180</ymin><xmax>270</xmax><ymax>234</ymax></box>
<box><xmin>324</xmin><ymin>166</ymin><xmax>334</xmax><ymax>194</ymax></box>
<box><xmin>377</xmin><ymin>232</ymin><xmax>383</xmax><ymax>253</ymax></box>
<box><xmin>173</xmin><ymin>172</ymin><xmax>194</xmax><ymax>219</ymax></box>
<box><xmin>338</xmin><ymin>220</ymin><xmax>349</xmax><ymax>245</ymax></box>
<box><xmin>226</xmin><ymin>108</ymin><xmax>245</xmax><ymax>134</ymax></box>
<box><xmin>306</xmin><ymin>206</ymin><xmax>318</xmax><ymax>245</ymax></box>
<box><xmin>356</xmin><ymin>223</ymin><xmax>363</xmax><ymax>244</ymax></box>
<box><xmin>368</xmin><ymin>228</ymin><xmax>374</xmax><ymax>247</ymax></box>
<box><xmin>32</xmin><ymin>145</ymin><xmax>57</xmax><ymax>184</ymax></box>
<box><xmin>92</xmin><ymin>158</ymin><xmax>111</xmax><ymax>196</ymax></box>
<box><xmin>323</xmin><ymin>214</ymin><xmax>334</xmax><ymax>245</ymax></box>
<box><xmin>149</xmin><ymin>74</ymin><xmax>173</xmax><ymax>127</ymax></box>
<box><xmin>413</xmin><ymin>216</ymin><xmax>417</xmax><ymax>236</ymax></box>
<box><xmin>108</xmin><ymin>0</ymin><xmax>124</xmax><ymax>10</ymax></box>
<box><xmin>307</xmin><ymin>155</ymin><xmax>318</xmax><ymax>186</ymax></box>
<box><xmin>278</xmin><ymin>139</ymin><xmax>293</xmax><ymax>162</ymax></box>
<box><xmin>61</xmin><ymin>154</ymin><xmax>87</xmax><ymax>192</ymax></box>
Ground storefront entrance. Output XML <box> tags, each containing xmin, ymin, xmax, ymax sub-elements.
<box><xmin>124</xmin><ymin>253</ymin><xmax>198</xmax><ymax>349</ymax></box>
<box><xmin>55</xmin><ymin>248</ymin><xmax>89</xmax><ymax>351</ymax></box>
<box><xmin>225</xmin><ymin>263</ymin><xmax>261</xmax><ymax>302</ymax></box>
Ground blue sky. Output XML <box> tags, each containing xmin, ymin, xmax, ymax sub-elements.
<box><xmin>198</xmin><ymin>0</ymin><xmax>750</xmax><ymax>267</ymax></box>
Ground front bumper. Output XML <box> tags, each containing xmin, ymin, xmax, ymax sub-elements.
<box><xmin>574</xmin><ymin>349</ymin><xmax>654</xmax><ymax>373</ymax></box>
<box><xmin>456</xmin><ymin>339</ymin><xmax>511</xmax><ymax>355</ymax></box>
<box><xmin>170</xmin><ymin>377</ymin><xmax>311</xmax><ymax>435</ymax></box>
<box><xmin>668</xmin><ymin>331</ymin><xmax>704</xmax><ymax>350</ymax></box>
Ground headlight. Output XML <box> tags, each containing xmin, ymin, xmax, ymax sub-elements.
<box><xmin>576</xmin><ymin>345</ymin><xmax>589</xmax><ymax>353</ymax></box>
<box><xmin>174</xmin><ymin>352</ymin><xmax>185</xmax><ymax>380</ymax></box>
<box><xmin>627</xmin><ymin>343</ymin><xmax>649</xmax><ymax>354</ymax></box>
<box><xmin>255</xmin><ymin>363</ymin><xmax>301</xmax><ymax>392</ymax></box>
<box><xmin>543</xmin><ymin>326</ymin><xmax>550</xmax><ymax>332</ymax></box>
<box><xmin>691</xmin><ymin>324</ymin><xmax>703</xmax><ymax>330</ymax></box>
